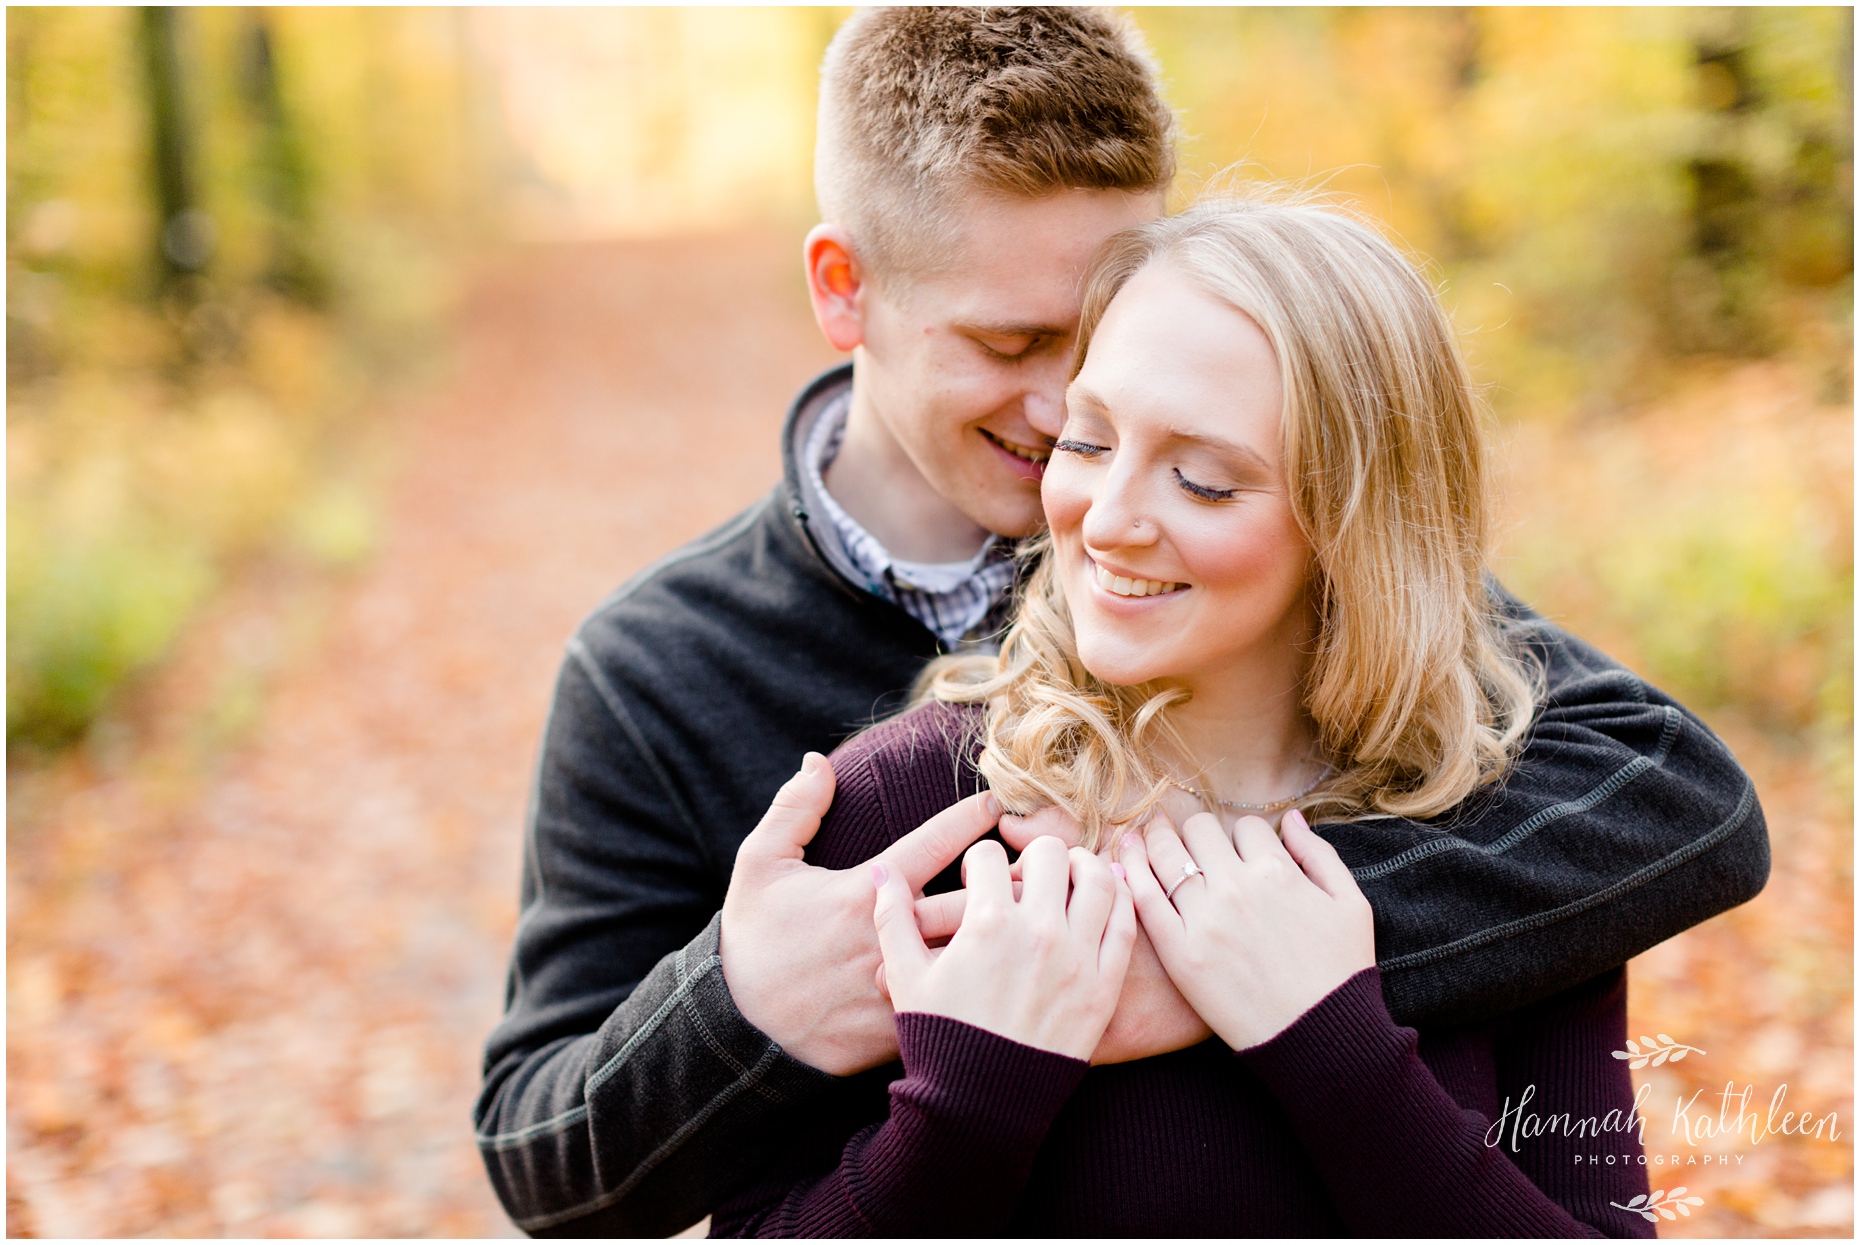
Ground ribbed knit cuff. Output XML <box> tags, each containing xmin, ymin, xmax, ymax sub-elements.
<box><xmin>894</xmin><ymin>1012</ymin><xmax>1089</xmax><ymax>1150</ymax></box>
<box><xmin>1237</xmin><ymin>967</ymin><xmax>1412</xmax><ymax>1105</ymax></box>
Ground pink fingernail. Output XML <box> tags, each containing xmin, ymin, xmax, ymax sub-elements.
<box><xmin>801</xmin><ymin>752</ymin><xmax>823</xmax><ymax>776</ymax></box>
<box><xmin>870</xmin><ymin>862</ymin><xmax>889</xmax><ymax>888</ymax></box>
<box><xmin>1284</xmin><ymin>808</ymin><xmax>1308</xmax><ymax>833</ymax></box>
<box><xmin>1121</xmin><ymin>833</ymin><xmax>1140</xmax><ymax>850</ymax></box>
<box><xmin>1110</xmin><ymin>862</ymin><xmax>1126</xmax><ymax>881</ymax></box>
<box><xmin>984</xmin><ymin>792</ymin><xmax>1001</xmax><ymax>817</ymax></box>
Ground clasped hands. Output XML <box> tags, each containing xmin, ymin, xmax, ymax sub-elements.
<box><xmin>719</xmin><ymin>753</ymin><xmax>1375</xmax><ymax>1074</ymax></box>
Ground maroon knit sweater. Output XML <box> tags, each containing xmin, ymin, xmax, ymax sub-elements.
<box><xmin>710</xmin><ymin>703</ymin><xmax>1655</xmax><ymax>1238</ymax></box>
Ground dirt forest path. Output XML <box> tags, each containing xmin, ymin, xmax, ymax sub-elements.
<box><xmin>7</xmin><ymin>233</ymin><xmax>842</xmax><ymax>1237</ymax></box>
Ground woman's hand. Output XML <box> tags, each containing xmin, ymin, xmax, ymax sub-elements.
<box><xmin>1120</xmin><ymin>807</ymin><xmax>1375</xmax><ymax>1051</ymax></box>
<box><xmin>996</xmin><ymin>805</ymin><xmax>1215</xmax><ymax>1062</ymax></box>
<box><xmin>873</xmin><ymin>835</ymin><xmax>1136</xmax><ymax>1061</ymax></box>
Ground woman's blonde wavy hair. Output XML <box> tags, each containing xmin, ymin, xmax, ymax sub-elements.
<box><xmin>917</xmin><ymin>190</ymin><xmax>1542</xmax><ymax>848</ymax></box>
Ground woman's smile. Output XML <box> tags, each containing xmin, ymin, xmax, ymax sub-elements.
<box><xmin>1088</xmin><ymin>556</ymin><xmax>1186</xmax><ymax>600</ymax></box>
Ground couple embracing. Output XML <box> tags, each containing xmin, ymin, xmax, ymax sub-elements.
<box><xmin>476</xmin><ymin>9</ymin><xmax>1768</xmax><ymax>1238</ymax></box>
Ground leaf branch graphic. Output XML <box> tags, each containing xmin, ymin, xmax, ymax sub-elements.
<box><xmin>1612</xmin><ymin>1187</ymin><xmax>1705</xmax><ymax>1222</ymax></box>
<box><xmin>1612</xmin><ymin>1033</ymin><xmax>1705</xmax><ymax>1068</ymax></box>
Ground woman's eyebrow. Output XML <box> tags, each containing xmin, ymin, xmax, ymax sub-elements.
<box><xmin>1167</xmin><ymin>427</ymin><xmax>1273</xmax><ymax>474</ymax></box>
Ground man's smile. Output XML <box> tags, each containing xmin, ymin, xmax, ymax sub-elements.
<box><xmin>979</xmin><ymin>428</ymin><xmax>1051</xmax><ymax>480</ymax></box>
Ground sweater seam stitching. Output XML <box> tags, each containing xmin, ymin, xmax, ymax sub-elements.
<box><xmin>1352</xmin><ymin>705</ymin><xmax>1682</xmax><ymax>882</ymax></box>
<box><xmin>676</xmin><ymin>955</ymin><xmax>793</xmax><ymax>1106</ymax></box>
<box><xmin>477</xmin><ymin>952</ymin><xmax>718</xmax><ymax>1152</ymax></box>
<box><xmin>475</xmin><ymin>1102</ymin><xmax>590</xmax><ymax>1153</ymax></box>
<box><xmin>585</xmin><ymin>952</ymin><xmax>718</xmax><ymax>1098</ymax></box>
<box><xmin>511</xmin><ymin>1043</ymin><xmax>786</xmax><ymax>1233</ymax></box>
<box><xmin>1378</xmin><ymin>777</ymin><xmax>1758</xmax><ymax>973</ymax></box>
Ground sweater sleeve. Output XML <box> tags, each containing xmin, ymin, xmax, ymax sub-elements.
<box><xmin>474</xmin><ymin>644</ymin><xmax>837</xmax><ymax>1237</ymax></box>
<box><xmin>1240</xmin><ymin>966</ymin><xmax>1655</xmax><ymax>1238</ymax></box>
<box><xmin>710</xmin><ymin>1014</ymin><xmax>1087</xmax><ymax>1237</ymax></box>
<box><xmin>1354</xmin><ymin>587</ymin><xmax>1769</xmax><ymax>1029</ymax></box>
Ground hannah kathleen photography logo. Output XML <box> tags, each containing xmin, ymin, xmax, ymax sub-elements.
<box><xmin>1484</xmin><ymin>1033</ymin><xmax>1845</xmax><ymax>1226</ymax></box>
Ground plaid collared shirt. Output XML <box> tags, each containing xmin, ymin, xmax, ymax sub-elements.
<box><xmin>803</xmin><ymin>393</ymin><xmax>1018</xmax><ymax>651</ymax></box>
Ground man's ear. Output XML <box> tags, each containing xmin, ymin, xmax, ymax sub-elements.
<box><xmin>803</xmin><ymin>224</ymin><xmax>866</xmax><ymax>354</ymax></box>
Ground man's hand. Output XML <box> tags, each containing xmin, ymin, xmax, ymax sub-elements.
<box><xmin>1089</xmin><ymin>922</ymin><xmax>1213</xmax><ymax>1063</ymax></box>
<box><xmin>718</xmin><ymin>753</ymin><xmax>1001</xmax><ymax>1076</ymax></box>
<box><xmin>997</xmin><ymin>805</ymin><xmax>1213</xmax><ymax>1063</ymax></box>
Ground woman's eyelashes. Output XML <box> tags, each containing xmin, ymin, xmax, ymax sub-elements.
<box><xmin>1057</xmin><ymin>440</ymin><xmax>1240</xmax><ymax>501</ymax></box>
<box><xmin>1173</xmin><ymin>467</ymin><xmax>1238</xmax><ymax>501</ymax></box>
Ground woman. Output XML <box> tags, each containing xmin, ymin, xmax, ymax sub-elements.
<box><xmin>711</xmin><ymin>195</ymin><xmax>1652</xmax><ymax>1237</ymax></box>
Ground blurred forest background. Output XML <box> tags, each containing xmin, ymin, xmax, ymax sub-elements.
<box><xmin>7</xmin><ymin>6</ymin><xmax>1852</xmax><ymax>1238</ymax></box>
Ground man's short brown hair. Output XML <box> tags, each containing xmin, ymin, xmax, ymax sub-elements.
<box><xmin>816</xmin><ymin>7</ymin><xmax>1176</xmax><ymax>279</ymax></box>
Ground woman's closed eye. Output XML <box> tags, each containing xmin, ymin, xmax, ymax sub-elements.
<box><xmin>1174</xmin><ymin>468</ymin><xmax>1237</xmax><ymax>501</ymax></box>
<box><xmin>1057</xmin><ymin>440</ymin><xmax>1238</xmax><ymax>500</ymax></box>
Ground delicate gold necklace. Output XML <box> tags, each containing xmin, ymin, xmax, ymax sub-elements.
<box><xmin>1166</xmin><ymin>765</ymin><xmax>1330</xmax><ymax>812</ymax></box>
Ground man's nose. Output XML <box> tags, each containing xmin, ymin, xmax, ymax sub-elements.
<box><xmin>1022</xmin><ymin>359</ymin><xmax>1069</xmax><ymax>439</ymax></box>
<box><xmin>1025</xmin><ymin>398</ymin><xmax>1065</xmax><ymax>440</ymax></box>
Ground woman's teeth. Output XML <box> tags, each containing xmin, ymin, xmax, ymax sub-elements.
<box><xmin>1094</xmin><ymin>564</ymin><xmax>1183</xmax><ymax>598</ymax></box>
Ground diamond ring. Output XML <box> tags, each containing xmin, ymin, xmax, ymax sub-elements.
<box><xmin>1163</xmin><ymin>859</ymin><xmax>1203</xmax><ymax>900</ymax></box>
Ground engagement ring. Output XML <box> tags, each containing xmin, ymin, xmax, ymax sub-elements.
<box><xmin>1164</xmin><ymin>859</ymin><xmax>1203</xmax><ymax>900</ymax></box>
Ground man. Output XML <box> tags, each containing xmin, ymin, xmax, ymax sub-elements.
<box><xmin>475</xmin><ymin>8</ymin><xmax>1768</xmax><ymax>1236</ymax></box>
